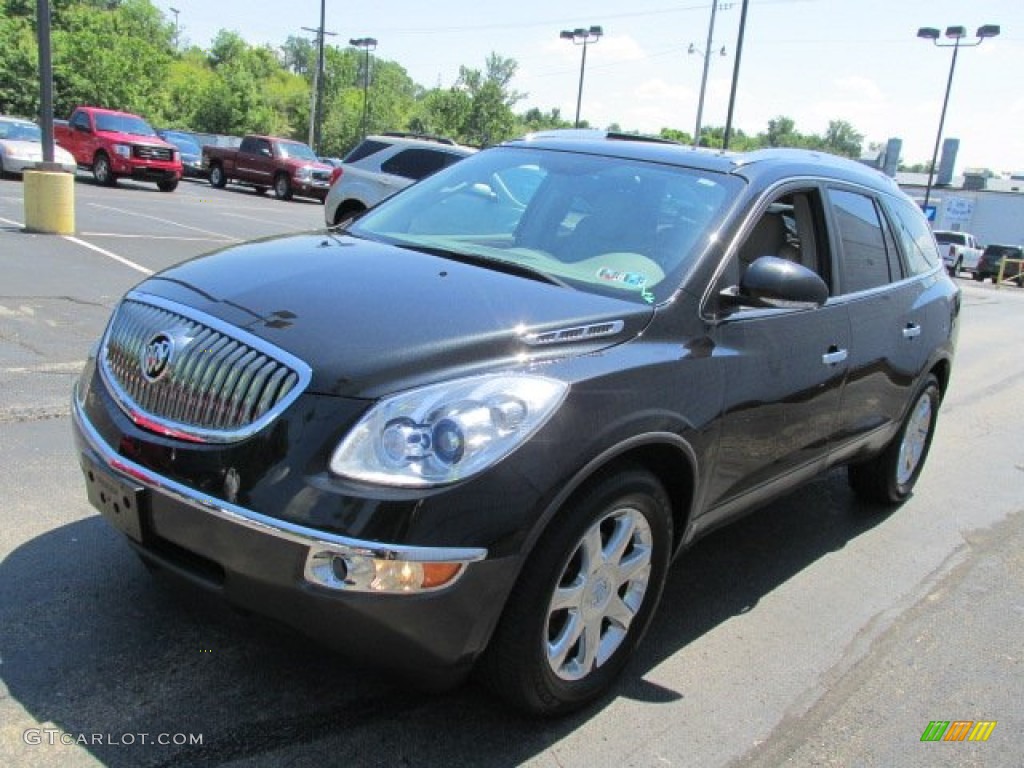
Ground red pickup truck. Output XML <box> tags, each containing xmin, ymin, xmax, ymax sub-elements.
<box><xmin>54</xmin><ymin>107</ymin><xmax>182</xmax><ymax>192</ymax></box>
<box><xmin>202</xmin><ymin>135</ymin><xmax>335</xmax><ymax>201</ymax></box>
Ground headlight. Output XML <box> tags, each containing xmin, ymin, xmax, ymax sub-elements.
<box><xmin>6</xmin><ymin>145</ymin><xmax>35</xmax><ymax>161</ymax></box>
<box><xmin>113</xmin><ymin>144</ymin><xmax>131</xmax><ymax>158</ymax></box>
<box><xmin>330</xmin><ymin>373</ymin><xmax>568</xmax><ymax>487</ymax></box>
<box><xmin>295</xmin><ymin>166</ymin><xmax>313</xmax><ymax>181</ymax></box>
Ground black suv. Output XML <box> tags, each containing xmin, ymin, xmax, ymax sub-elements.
<box><xmin>72</xmin><ymin>131</ymin><xmax>959</xmax><ymax>715</ymax></box>
<box><xmin>974</xmin><ymin>243</ymin><xmax>1023</xmax><ymax>285</ymax></box>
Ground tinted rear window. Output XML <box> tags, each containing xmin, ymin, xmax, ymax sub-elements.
<box><xmin>343</xmin><ymin>140</ymin><xmax>390</xmax><ymax>164</ymax></box>
<box><xmin>934</xmin><ymin>232</ymin><xmax>966</xmax><ymax>245</ymax></box>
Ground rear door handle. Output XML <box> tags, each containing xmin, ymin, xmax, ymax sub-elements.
<box><xmin>822</xmin><ymin>347</ymin><xmax>848</xmax><ymax>366</ymax></box>
<box><xmin>903</xmin><ymin>323</ymin><xmax>922</xmax><ymax>339</ymax></box>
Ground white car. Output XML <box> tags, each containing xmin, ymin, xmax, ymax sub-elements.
<box><xmin>933</xmin><ymin>230</ymin><xmax>982</xmax><ymax>276</ymax></box>
<box><xmin>0</xmin><ymin>116</ymin><xmax>77</xmax><ymax>176</ymax></box>
<box><xmin>324</xmin><ymin>133</ymin><xmax>475</xmax><ymax>226</ymax></box>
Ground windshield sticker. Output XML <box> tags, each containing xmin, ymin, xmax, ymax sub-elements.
<box><xmin>597</xmin><ymin>267</ymin><xmax>647</xmax><ymax>287</ymax></box>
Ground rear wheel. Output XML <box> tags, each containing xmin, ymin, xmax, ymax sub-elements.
<box><xmin>479</xmin><ymin>466</ymin><xmax>672</xmax><ymax>715</ymax></box>
<box><xmin>273</xmin><ymin>173</ymin><xmax>293</xmax><ymax>201</ymax></box>
<box><xmin>848</xmin><ymin>374</ymin><xmax>941</xmax><ymax>505</ymax></box>
<box><xmin>93</xmin><ymin>152</ymin><xmax>115</xmax><ymax>186</ymax></box>
<box><xmin>157</xmin><ymin>178</ymin><xmax>178</xmax><ymax>193</ymax></box>
<box><xmin>208</xmin><ymin>164</ymin><xmax>227</xmax><ymax>188</ymax></box>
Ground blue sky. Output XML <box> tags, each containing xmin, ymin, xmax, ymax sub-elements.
<box><xmin>160</xmin><ymin>0</ymin><xmax>1022</xmax><ymax>173</ymax></box>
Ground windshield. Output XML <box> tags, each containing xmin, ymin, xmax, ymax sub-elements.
<box><xmin>94</xmin><ymin>113</ymin><xmax>157</xmax><ymax>137</ymax></box>
<box><xmin>162</xmin><ymin>133</ymin><xmax>201</xmax><ymax>154</ymax></box>
<box><xmin>0</xmin><ymin>120</ymin><xmax>41</xmax><ymax>142</ymax></box>
<box><xmin>348</xmin><ymin>145</ymin><xmax>739</xmax><ymax>305</ymax></box>
<box><xmin>934</xmin><ymin>232</ymin><xmax>965</xmax><ymax>245</ymax></box>
<box><xmin>278</xmin><ymin>141</ymin><xmax>318</xmax><ymax>161</ymax></box>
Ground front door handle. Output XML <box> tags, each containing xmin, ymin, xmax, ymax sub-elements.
<box><xmin>822</xmin><ymin>346</ymin><xmax>848</xmax><ymax>366</ymax></box>
<box><xmin>903</xmin><ymin>323</ymin><xmax>922</xmax><ymax>339</ymax></box>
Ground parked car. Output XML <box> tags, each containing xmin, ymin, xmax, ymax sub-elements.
<box><xmin>157</xmin><ymin>129</ymin><xmax>205</xmax><ymax>179</ymax></box>
<box><xmin>974</xmin><ymin>244</ymin><xmax>1023</xmax><ymax>286</ymax></box>
<box><xmin>933</xmin><ymin>230</ymin><xmax>982</xmax><ymax>276</ymax></box>
<box><xmin>53</xmin><ymin>107</ymin><xmax>182</xmax><ymax>191</ymax></box>
<box><xmin>324</xmin><ymin>132</ymin><xmax>475</xmax><ymax>226</ymax></box>
<box><xmin>203</xmin><ymin>135</ymin><xmax>335</xmax><ymax>201</ymax></box>
<box><xmin>0</xmin><ymin>115</ymin><xmax>76</xmax><ymax>176</ymax></box>
<box><xmin>73</xmin><ymin>130</ymin><xmax>959</xmax><ymax>716</ymax></box>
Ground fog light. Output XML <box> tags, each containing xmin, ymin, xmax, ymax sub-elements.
<box><xmin>304</xmin><ymin>549</ymin><xmax>468</xmax><ymax>593</ymax></box>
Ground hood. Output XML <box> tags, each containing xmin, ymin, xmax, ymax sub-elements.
<box><xmin>135</xmin><ymin>233</ymin><xmax>654</xmax><ymax>397</ymax></box>
<box><xmin>284</xmin><ymin>157</ymin><xmax>333</xmax><ymax>172</ymax></box>
<box><xmin>96</xmin><ymin>129</ymin><xmax>175</xmax><ymax>150</ymax></box>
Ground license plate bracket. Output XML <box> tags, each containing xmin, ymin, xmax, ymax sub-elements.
<box><xmin>83</xmin><ymin>457</ymin><xmax>148</xmax><ymax>543</ymax></box>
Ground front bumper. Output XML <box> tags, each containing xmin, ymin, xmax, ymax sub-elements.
<box><xmin>72</xmin><ymin>388</ymin><xmax>515</xmax><ymax>681</ymax></box>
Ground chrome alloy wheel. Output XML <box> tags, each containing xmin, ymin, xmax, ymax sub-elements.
<box><xmin>545</xmin><ymin>506</ymin><xmax>653</xmax><ymax>682</ymax></box>
<box><xmin>897</xmin><ymin>391</ymin><xmax>933</xmax><ymax>486</ymax></box>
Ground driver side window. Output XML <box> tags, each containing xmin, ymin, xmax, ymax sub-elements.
<box><xmin>731</xmin><ymin>189</ymin><xmax>831</xmax><ymax>290</ymax></box>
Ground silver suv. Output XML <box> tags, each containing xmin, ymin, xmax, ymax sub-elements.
<box><xmin>324</xmin><ymin>133</ymin><xmax>475</xmax><ymax>226</ymax></box>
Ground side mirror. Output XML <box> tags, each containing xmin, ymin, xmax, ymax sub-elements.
<box><xmin>722</xmin><ymin>256</ymin><xmax>829</xmax><ymax>310</ymax></box>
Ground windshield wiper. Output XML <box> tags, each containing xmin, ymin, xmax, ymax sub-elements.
<box><xmin>399</xmin><ymin>244</ymin><xmax>572</xmax><ymax>289</ymax></box>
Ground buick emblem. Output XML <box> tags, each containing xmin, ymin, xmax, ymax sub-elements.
<box><xmin>141</xmin><ymin>333</ymin><xmax>174</xmax><ymax>382</ymax></box>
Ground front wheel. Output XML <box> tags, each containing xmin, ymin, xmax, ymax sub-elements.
<box><xmin>848</xmin><ymin>374</ymin><xmax>941</xmax><ymax>505</ymax></box>
<box><xmin>93</xmin><ymin>152</ymin><xmax>116</xmax><ymax>186</ymax></box>
<box><xmin>273</xmin><ymin>173</ymin><xmax>293</xmax><ymax>200</ymax></box>
<box><xmin>479</xmin><ymin>465</ymin><xmax>672</xmax><ymax>715</ymax></box>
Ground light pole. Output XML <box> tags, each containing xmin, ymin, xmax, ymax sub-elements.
<box><xmin>690</xmin><ymin>1</ymin><xmax>728</xmax><ymax>147</ymax></box>
<box><xmin>350</xmin><ymin>37</ymin><xmax>377</xmax><ymax>139</ymax></box>
<box><xmin>169</xmin><ymin>6</ymin><xmax>179</xmax><ymax>51</ymax></box>
<box><xmin>917</xmin><ymin>24</ymin><xmax>1000</xmax><ymax>213</ymax></box>
<box><xmin>559</xmin><ymin>25</ymin><xmax>603</xmax><ymax>128</ymax></box>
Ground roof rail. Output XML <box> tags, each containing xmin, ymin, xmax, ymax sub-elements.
<box><xmin>381</xmin><ymin>131</ymin><xmax>456</xmax><ymax>146</ymax></box>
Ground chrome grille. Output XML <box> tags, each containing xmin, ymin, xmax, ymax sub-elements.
<box><xmin>133</xmin><ymin>145</ymin><xmax>174</xmax><ymax>162</ymax></box>
<box><xmin>100</xmin><ymin>295</ymin><xmax>311</xmax><ymax>443</ymax></box>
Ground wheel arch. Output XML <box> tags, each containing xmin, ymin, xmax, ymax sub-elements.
<box><xmin>524</xmin><ymin>433</ymin><xmax>698</xmax><ymax>563</ymax></box>
<box><xmin>334</xmin><ymin>198</ymin><xmax>367</xmax><ymax>225</ymax></box>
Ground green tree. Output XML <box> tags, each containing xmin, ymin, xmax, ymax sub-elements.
<box><xmin>820</xmin><ymin>119</ymin><xmax>863</xmax><ymax>159</ymax></box>
<box><xmin>49</xmin><ymin>0</ymin><xmax>174</xmax><ymax>121</ymax></box>
<box><xmin>0</xmin><ymin>13</ymin><xmax>38</xmax><ymax>116</ymax></box>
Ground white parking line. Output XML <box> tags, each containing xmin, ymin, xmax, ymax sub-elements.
<box><xmin>219</xmin><ymin>211</ymin><xmax>313</xmax><ymax>230</ymax></box>
<box><xmin>80</xmin><ymin>232</ymin><xmax>231</xmax><ymax>242</ymax></box>
<box><xmin>0</xmin><ymin>215</ymin><xmax>23</xmax><ymax>227</ymax></box>
<box><xmin>86</xmin><ymin>202</ymin><xmax>242</xmax><ymax>242</ymax></box>
<box><xmin>63</xmin><ymin>236</ymin><xmax>153</xmax><ymax>275</ymax></box>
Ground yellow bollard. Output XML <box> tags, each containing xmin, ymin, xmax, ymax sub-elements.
<box><xmin>23</xmin><ymin>168</ymin><xmax>75</xmax><ymax>235</ymax></box>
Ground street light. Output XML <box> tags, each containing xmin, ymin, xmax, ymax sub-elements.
<box><xmin>559</xmin><ymin>25</ymin><xmax>603</xmax><ymax>128</ymax></box>
<box><xmin>917</xmin><ymin>23</ymin><xmax>1000</xmax><ymax>212</ymax></box>
<box><xmin>350</xmin><ymin>37</ymin><xmax>378</xmax><ymax>139</ymax></box>
<box><xmin>169</xmin><ymin>6</ymin><xmax>180</xmax><ymax>51</ymax></box>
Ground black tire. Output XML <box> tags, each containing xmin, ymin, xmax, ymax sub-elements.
<box><xmin>208</xmin><ymin>164</ymin><xmax>227</xmax><ymax>189</ymax></box>
<box><xmin>848</xmin><ymin>374</ymin><xmax>941</xmax><ymax>506</ymax></box>
<box><xmin>478</xmin><ymin>465</ymin><xmax>672</xmax><ymax>716</ymax></box>
<box><xmin>157</xmin><ymin>178</ymin><xmax>178</xmax><ymax>193</ymax></box>
<box><xmin>273</xmin><ymin>173</ymin><xmax>293</xmax><ymax>201</ymax></box>
<box><xmin>972</xmin><ymin>272</ymin><xmax>984</xmax><ymax>282</ymax></box>
<box><xmin>333</xmin><ymin>202</ymin><xmax>366</xmax><ymax>227</ymax></box>
<box><xmin>93</xmin><ymin>152</ymin><xmax>116</xmax><ymax>186</ymax></box>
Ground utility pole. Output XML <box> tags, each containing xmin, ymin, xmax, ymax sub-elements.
<box><xmin>302</xmin><ymin>3</ymin><xmax>336</xmax><ymax>153</ymax></box>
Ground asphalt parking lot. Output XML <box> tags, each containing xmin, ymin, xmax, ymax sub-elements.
<box><xmin>1</xmin><ymin>173</ymin><xmax>1022</xmax><ymax>768</ymax></box>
